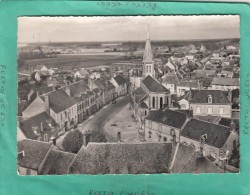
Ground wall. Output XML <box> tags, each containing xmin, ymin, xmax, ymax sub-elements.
<box><xmin>145</xmin><ymin>119</ymin><xmax>180</xmax><ymax>143</ymax></box>
<box><xmin>211</xmin><ymin>84</ymin><xmax>239</xmax><ymax>91</ymax></box>
<box><xmin>178</xmin><ymin>99</ymin><xmax>189</xmax><ymax>110</ymax></box>
<box><xmin>180</xmin><ymin>136</ymin><xmax>220</xmax><ymax>161</ymax></box>
<box><xmin>162</xmin><ymin>83</ymin><xmax>175</xmax><ymax>94</ymax></box>
<box><xmin>190</xmin><ymin>103</ymin><xmax>232</xmax><ymax>118</ymax></box>
<box><xmin>18</xmin><ymin>166</ymin><xmax>37</xmax><ymax>175</ymax></box>
<box><xmin>22</xmin><ymin>97</ymin><xmax>46</xmax><ymax>118</ymax></box>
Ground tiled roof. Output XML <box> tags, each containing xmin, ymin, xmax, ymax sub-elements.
<box><xmin>146</xmin><ymin>109</ymin><xmax>188</xmax><ymax>129</ymax></box>
<box><xmin>181</xmin><ymin>154</ymin><xmax>223</xmax><ymax>173</ymax></box>
<box><xmin>141</xmin><ymin>76</ymin><xmax>170</xmax><ymax>93</ymax></box>
<box><xmin>181</xmin><ymin>118</ymin><xmax>231</xmax><ymax>148</ymax></box>
<box><xmin>189</xmin><ymin>90</ymin><xmax>231</xmax><ymax>104</ymax></box>
<box><xmin>19</xmin><ymin>111</ymin><xmax>56</xmax><ymax>140</ymax></box>
<box><xmin>162</xmin><ymin>72</ymin><xmax>179</xmax><ymax>84</ymax></box>
<box><xmin>68</xmin><ymin>81</ymin><xmax>90</xmax><ymax>97</ymax></box>
<box><xmin>41</xmin><ymin>89</ymin><xmax>77</xmax><ymax>113</ymax></box>
<box><xmin>18</xmin><ymin>139</ymin><xmax>52</xmax><ymax>170</ymax></box>
<box><xmin>69</xmin><ymin>142</ymin><xmax>173</xmax><ymax>174</ymax></box>
<box><xmin>177</xmin><ymin>81</ymin><xmax>199</xmax><ymax>88</ymax></box>
<box><xmin>113</xmin><ymin>75</ymin><xmax>127</xmax><ymax>86</ymax></box>
<box><xmin>40</xmin><ymin>149</ymin><xmax>76</xmax><ymax>175</ymax></box>
<box><xmin>211</xmin><ymin>77</ymin><xmax>239</xmax><ymax>86</ymax></box>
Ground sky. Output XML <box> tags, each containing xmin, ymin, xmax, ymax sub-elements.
<box><xmin>18</xmin><ymin>15</ymin><xmax>240</xmax><ymax>43</ymax></box>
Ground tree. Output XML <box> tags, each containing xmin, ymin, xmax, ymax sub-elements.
<box><xmin>90</xmin><ymin>130</ymin><xmax>107</xmax><ymax>143</ymax></box>
<box><xmin>62</xmin><ymin>129</ymin><xmax>83</xmax><ymax>153</ymax></box>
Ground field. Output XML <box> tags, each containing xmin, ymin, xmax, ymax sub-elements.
<box><xmin>24</xmin><ymin>53</ymin><xmax>128</xmax><ymax>70</ymax></box>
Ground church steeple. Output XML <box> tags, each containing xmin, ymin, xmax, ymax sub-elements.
<box><xmin>143</xmin><ymin>25</ymin><xmax>153</xmax><ymax>63</ymax></box>
<box><xmin>142</xmin><ymin>25</ymin><xmax>155</xmax><ymax>78</ymax></box>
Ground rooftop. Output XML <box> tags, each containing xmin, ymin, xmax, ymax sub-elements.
<box><xmin>181</xmin><ymin>118</ymin><xmax>231</xmax><ymax>148</ymax></box>
<box><xmin>211</xmin><ymin>77</ymin><xmax>239</xmax><ymax>86</ymax></box>
<box><xmin>146</xmin><ymin>109</ymin><xmax>188</xmax><ymax>129</ymax></box>
<box><xmin>69</xmin><ymin>142</ymin><xmax>173</xmax><ymax>174</ymax></box>
<box><xmin>19</xmin><ymin>111</ymin><xmax>56</xmax><ymax>140</ymax></box>
<box><xmin>141</xmin><ymin>75</ymin><xmax>170</xmax><ymax>93</ymax></box>
<box><xmin>113</xmin><ymin>75</ymin><xmax>127</xmax><ymax>86</ymax></box>
<box><xmin>40</xmin><ymin>149</ymin><xmax>76</xmax><ymax>175</ymax></box>
<box><xmin>18</xmin><ymin>139</ymin><xmax>52</xmax><ymax>170</ymax></box>
<box><xmin>189</xmin><ymin>90</ymin><xmax>231</xmax><ymax>104</ymax></box>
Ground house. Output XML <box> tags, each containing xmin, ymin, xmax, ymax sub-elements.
<box><xmin>170</xmin><ymin>144</ymin><xmax>223</xmax><ymax>173</ymax></box>
<box><xmin>40</xmin><ymin>149</ymin><xmax>76</xmax><ymax>175</ymax></box>
<box><xmin>19</xmin><ymin>111</ymin><xmax>59</xmax><ymax>142</ymax></box>
<box><xmin>110</xmin><ymin>75</ymin><xmax>127</xmax><ymax>97</ymax></box>
<box><xmin>145</xmin><ymin>108</ymin><xmax>188</xmax><ymax>143</ymax></box>
<box><xmin>189</xmin><ymin>90</ymin><xmax>232</xmax><ymax>118</ymax></box>
<box><xmin>211</xmin><ymin>77</ymin><xmax>239</xmax><ymax>91</ymax></box>
<box><xmin>88</xmin><ymin>78</ymin><xmax>116</xmax><ymax>104</ymax></box>
<box><xmin>67</xmin><ymin>81</ymin><xmax>95</xmax><ymax>123</ymax></box>
<box><xmin>68</xmin><ymin>142</ymin><xmax>174</xmax><ymax>174</ymax></box>
<box><xmin>34</xmin><ymin>65</ymin><xmax>48</xmax><ymax>72</ymax></box>
<box><xmin>161</xmin><ymin>71</ymin><xmax>179</xmax><ymax>94</ymax></box>
<box><xmin>73</xmin><ymin>68</ymin><xmax>89</xmax><ymax>79</ymax></box>
<box><xmin>178</xmin><ymin>91</ymin><xmax>191</xmax><ymax>110</ymax></box>
<box><xmin>17</xmin><ymin>139</ymin><xmax>52</xmax><ymax>175</ymax></box>
<box><xmin>180</xmin><ymin>118</ymin><xmax>238</xmax><ymax>162</ymax></box>
<box><xmin>176</xmin><ymin>81</ymin><xmax>200</xmax><ymax>97</ymax></box>
<box><xmin>89</xmin><ymin>71</ymin><xmax>102</xmax><ymax>79</ymax></box>
<box><xmin>41</xmin><ymin>89</ymin><xmax>78</xmax><ymax>134</ymax></box>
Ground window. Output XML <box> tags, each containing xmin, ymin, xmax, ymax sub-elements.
<box><xmin>164</xmin><ymin>137</ymin><xmax>167</xmax><ymax>142</ymax></box>
<box><xmin>158</xmin><ymin>124</ymin><xmax>162</xmax><ymax>133</ymax></box>
<box><xmin>148</xmin><ymin>131</ymin><xmax>152</xmax><ymax>138</ymax></box>
<box><xmin>160</xmin><ymin>97</ymin><xmax>163</xmax><ymax>109</ymax></box>
<box><xmin>152</xmin><ymin>97</ymin><xmax>155</xmax><ymax>108</ymax></box>
<box><xmin>196</xmin><ymin>106</ymin><xmax>201</xmax><ymax>113</ymax></box>
<box><xmin>207</xmin><ymin>107</ymin><xmax>213</xmax><ymax>114</ymax></box>
<box><xmin>219</xmin><ymin>107</ymin><xmax>224</xmax><ymax>114</ymax></box>
<box><xmin>145</xmin><ymin>110</ymin><xmax>147</xmax><ymax>115</ymax></box>
<box><xmin>61</xmin><ymin>113</ymin><xmax>63</xmax><ymax>120</ymax></box>
<box><xmin>208</xmin><ymin>95</ymin><xmax>213</xmax><ymax>103</ymax></box>
<box><xmin>64</xmin><ymin>111</ymin><xmax>67</xmax><ymax>118</ymax></box>
<box><xmin>158</xmin><ymin>135</ymin><xmax>162</xmax><ymax>142</ymax></box>
<box><xmin>26</xmin><ymin>169</ymin><xmax>31</xmax><ymax>175</ymax></box>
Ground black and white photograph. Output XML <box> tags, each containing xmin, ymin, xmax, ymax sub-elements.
<box><xmin>17</xmin><ymin>15</ymin><xmax>240</xmax><ymax>175</ymax></box>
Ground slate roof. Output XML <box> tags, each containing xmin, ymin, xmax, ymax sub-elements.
<box><xmin>146</xmin><ymin>109</ymin><xmax>188</xmax><ymax>129</ymax></box>
<box><xmin>133</xmin><ymin>87</ymin><xmax>147</xmax><ymax>103</ymax></box>
<box><xmin>218</xmin><ymin>117</ymin><xmax>239</xmax><ymax>132</ymax></box>
<box><xmin>69</xmin><ymin>142</ymin><xmax>173</xmax><ymax>174</ymax></box>
<box><xmin>140</xmin><ymin>101</ymin><xmax>148</xmax><ymax>108</ymax></box>
<box><xmin>162</xmin><ymin>72</ymin><xmax>179</xmax><ymax>84</ymax></box>
<box><xmin>141</xmin><ymin>75</ymin><xmax>170</xmax><ymax>93</ymax></box>
<box><xmin>189</xmin><ymin>90</ymin><xmax>231</xmax><ymax>104</ymax></box>
<box><xmin>93</xmin><ymin>79</ymin><xmax>115</xmax><ymax>91</ymax></box>
<box><xmin>40</xmin><ymin>149</ymin><xmax>76</xmax><ymax>175</ymax></box>
<box><xmin>113</xmin><ymin>75</ymin><xmax>127</xmax><ymax>86</ymax></box>
<box><xmin>181</xmin><ymin>118</ymin><xmax>231</xmax><ymax>148</ymax></box>
<box><xmin>211</xmin><ymin>77</ymin><xmax>239</xmax><ymax>86</ymax></box>
<box><xmin>177</xmin><ymin>81</ymin><xmax>199</xmax><ymax>88</ymax></box>
<box><xmin>41</xmin><ymin>89</ymin><xmax>77</xmax><ymax>113</ymax></box>
<box><xmin>18</xmin><ymin>139</ymin><xmax>52</xmax><ymax>170</ymax></box>
<box><xmin>19</xmin><ymin>111</ymin><xmax>56</xmax><ymax>140</ymax></box>
<box><xmin>181</xmin><ymin>154</ymin><xmax>223</xmax><ymax>173</ymax></box>
<box><xmin>68</xmin><ymin>81</ymin><xmax>90</xmax><ymax>97</ymax></box>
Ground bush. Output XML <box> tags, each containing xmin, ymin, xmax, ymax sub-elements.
<box><xmin>90</xmin><ymin>130</ymin><xmax>107</xmax><ymax>143</ymax></box>
<box><xmin>62</xmin><ymin>129</ymin><xmax>83</xmax><ymax>153</ymax></box>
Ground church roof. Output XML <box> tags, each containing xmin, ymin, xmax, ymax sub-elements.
<box><xmin>143</xmin><ymin>27</ymin><xmax>153</xmax><ymax>63</ymax></box>
<box><xmin>141</xmin><ymin>76</ymin><xmax>170</xmax><ymax>93</ymax></box>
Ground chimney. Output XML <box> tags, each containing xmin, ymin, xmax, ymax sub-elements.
<box><xmin>65</xmin><ymin>85</ymin><xmax>70</xmax><ymax>96</ymax></box>
<box><xmin>44</xmin><ymin>95</ymin><xmax>50</xmax><ymax>114</ymax></box>
<box><xmin>40</xmin><ymin>122</ymin><xmax>43</xmax><ymax>132</ymax></box>
<box><xmin>117</xmin><ymin>132</ymin><xmax>121</xmax><ymax>142</ymax></box>
<box><xmin>230</xmin><ymin>120</ymin><xmax>236</xmax><ymax>132</ymax></box>
<box><xmin>227</xmin><ymin>90</ymin><xmax>232</xmax><ymax>102</ymax></box>
<box><xmin>83</xmin><ymin>133</ymin><xmax>89</xmax><ymax>147</ymax></box>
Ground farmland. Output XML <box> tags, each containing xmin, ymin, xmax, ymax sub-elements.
<box><xmin>24</xmin><ymin>53</ymin><xmax>129</xmax><ymax>70</ymax></box>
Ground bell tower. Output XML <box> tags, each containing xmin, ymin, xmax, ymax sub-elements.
<box><xmin>142</xmin><ymin>25</ymin><xmax>155</xmax><ymax>78</ymax></box>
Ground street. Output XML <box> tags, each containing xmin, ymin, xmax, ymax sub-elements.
<box><xmin>56</xmin><ymin>95</ymin><xmax>136</xmax><ymax>148</ymax></box>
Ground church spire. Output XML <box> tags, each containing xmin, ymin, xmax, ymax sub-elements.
<box><xmin>143</xmin><ymin>25</ymin><xmax>153</xmax><ymax>63</ymax></box>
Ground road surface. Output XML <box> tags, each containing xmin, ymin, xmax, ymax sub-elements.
<box><xmin>78</xmin><ymin>96</ymin><xmax>131</xmax><ymax>141</ymax></box>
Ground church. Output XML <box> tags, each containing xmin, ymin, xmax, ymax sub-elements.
<box><xmin>131</xmin><ymin>27</ymin><xmax>172</xmax><ymax>124</ymax></box>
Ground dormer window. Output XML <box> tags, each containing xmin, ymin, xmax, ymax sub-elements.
<box><xmin>208</xmin><ymin>95</ymin><xmax>213</xmax><ymax>103</ymax></box>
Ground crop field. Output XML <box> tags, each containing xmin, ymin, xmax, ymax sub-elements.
<box><xmin>24</xmin><ymin>53</ymin><xmax>128</xmax><ymax>70</ymax></box>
